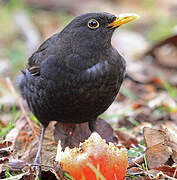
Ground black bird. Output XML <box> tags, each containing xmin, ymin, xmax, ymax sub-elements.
<box><xmin>19</xmin><ymin>12</ymin><xmax>138</xmax><ymax>168</ymax></box>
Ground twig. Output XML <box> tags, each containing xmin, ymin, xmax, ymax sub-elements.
<box><xmin>1</xmin><ymin>170</ymin><xmax>30</xmax><ymax>180</ymax></box>
<box><xmin>125</xmin><ymin>74</ymin><xmax>148</xmax><ymax>84</ymax></box>
<box><xmin>7</xmin><ymin>159</ymin><xmax>55</xmax><ymax>171</ymax></box>
<box><xmin>173</xmin><ymin>166</ymin><xmax>177</xmax><ymax>178</ymax></box>
<box><xmin>128</xmin><ymin>154</ymin><xmax>144</xmax><ymax>168</ymax></box>
<box><xmin>5</xmin><ymin>77</ymin><xmax>38</xmax><ymax>137</ymax></box>
<box><xmin>125</xmin><ymin>74</ymin><xmax>149</xmax><ymax>85</ymax></box>
<box><xmin>156</xmin><ymin>171</ymin><xmax>177</xmax><ymax>180</ymax></box>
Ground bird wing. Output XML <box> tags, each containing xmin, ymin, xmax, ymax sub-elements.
<box><xmin>26</xmin><ymin>41</ymin><xmax>125</xmax><ymax>90</ymax></box>
<box><xmin>79</xmin><ymin>57</ymin><xmax>125</xmax><ymax>88</ymax></box>
<box><xmin>26</xmin><ymin>33</ymin><xmax>59</xmax><ymax>76</ymax></box>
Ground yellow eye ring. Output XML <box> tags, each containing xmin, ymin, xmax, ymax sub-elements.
<box><xmin>88</xmin><ymin>19</ymin><xmax>99</xmax><ymax>29</ymax></box>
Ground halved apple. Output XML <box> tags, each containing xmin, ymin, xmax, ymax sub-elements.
<box><xmin>56</xmin><ymin>132</ymin><xmax>128</xmax><ymax>180</ymax></box>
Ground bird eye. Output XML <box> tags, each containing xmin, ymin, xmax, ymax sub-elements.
<box><xmin>88</xmin><ymin>19</ymin><xmax>99</xmax><ymax>29</ymax></box>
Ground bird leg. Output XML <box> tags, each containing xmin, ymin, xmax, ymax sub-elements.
<box><xmin>32</xmin><ymin>125</ymin><xmax>46</xmax><ymax>177</ymax></box>
<box><xmin>88</xmin><ymin>119</ymin><xmax>98</xmax><ymax>132</ymax></box>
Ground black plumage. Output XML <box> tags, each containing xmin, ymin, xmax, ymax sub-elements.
<box><xmin>18</xmin><ymin>12</ymin><xmax>137</xmax><ymax>172</ymax></box>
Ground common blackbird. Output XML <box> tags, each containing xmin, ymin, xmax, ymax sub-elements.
<box><xmin>19</xmin><ymin>12</ymin><xmax>138</xmax><ymax>169</ymax></box>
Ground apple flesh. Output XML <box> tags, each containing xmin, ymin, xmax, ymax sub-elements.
<box><xmin>56</xmin><ymin>132</ymin><xmax>128</xmax><ymax>180</ymax></box>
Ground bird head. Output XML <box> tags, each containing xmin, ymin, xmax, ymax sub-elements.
<box><xmin>60</xmin><ymin>12</ymin><xmax>139</xmax><ymax>57</ymax></box>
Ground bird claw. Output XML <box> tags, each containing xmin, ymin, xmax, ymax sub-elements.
<box><xmin>32</xmin><ymin>156</ymin><xmax>42</xmax><ymax>179</ymax></box>
<box><xmin>33</xmin><ymin>165</ymin><xmax>41</xmax><ymax>179</ymax></box>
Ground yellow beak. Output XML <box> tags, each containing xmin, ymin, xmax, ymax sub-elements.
<box><xmin>107</xmin><ymin>13</ymin><xmax>139</xmax><ymax>28</ymax></box>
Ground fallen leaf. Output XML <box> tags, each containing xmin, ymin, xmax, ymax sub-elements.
<box><xmin>54</xmin><ymin>118</ymin><xmax>117</xmax><ymax>150</ymax></box>
<box><xmin>115</xmin><ymin>130</ymin><xmax>138</xmax><ymax>148</ymax></box>
<box><xmin>143</xmin><ymin>127</ymin><xmax>177</xmax><ymax>169</ymax></box>
<box><xmin>154</xmin><ymin>165</ymin><xmax>177</xmax><ymax>178</ymax></box>
<box><xmin>145</xmin><ymin>143</ymin><xmax>172</xmax><ymax>169</ymax></box>
<box><xmin>0</xmin><ymin>141</ymin><xmax>13</xmax><ymax>158</ymax></box>
<box><xmin>143</xmin><ymin>127</ymin><xmax>166</xmax><ymax>148</ymax></box>
<box><xmin>132</xmin><ymin>101</ymin><xmax>144</xmax><ymax>110</ymax></box>
<box><xmin>151</xmin><ymin>77</ymin><xmax>163</xmax><ymax>86</ymax></box>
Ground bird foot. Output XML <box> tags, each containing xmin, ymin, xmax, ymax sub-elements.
<box><xmin>32</xmin><ymin>156</ymin><xmax>42</xmax><ymax>179</ymax></box>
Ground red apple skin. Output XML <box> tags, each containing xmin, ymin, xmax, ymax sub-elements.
<box><xmin>58</xmin><ymin>133</ymin><xmax>128</xmax><ymax>180</ymax></box>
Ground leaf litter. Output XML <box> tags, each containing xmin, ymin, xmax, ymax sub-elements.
<box><xmin>0</xmin><ymin>35</ymin><xmax>176</xmax><ymax>179</ymax></box>
<box><xmin>0</xmin><ymin>1</ymin><xmax>177</xmax><ymax>179</ymax></box>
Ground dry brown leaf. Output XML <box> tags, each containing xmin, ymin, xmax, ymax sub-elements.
<box><xmin>145</xmin><ymin>143</ymin><xmax>173</xmax><ymax>169</ymax></box>
<box><xmin>143</xmin><ymin>127</ymin><xmax>166</xmax><ymax>148</ymax></box>
<box><xmin>115</xmin><ymin>130</ymin><xmax>138</xmax><ymax>148</ymax></box>
<box><xmin>0</xmin><ymin>141</ymin><xmax>12</xmax><ymax>149</ymax></box>
<box><xmin>0</xmin><ymin>141</ymin><xmax>13</xmax><ymax>160</ymax></box>
<box><xmin>154</xmin><ymin>166</ymin><xmax>177</xmax><ymax>178</ymax></box>
<box><xmin>5</xmin><ymin>117</ymin><xmax>26</xmax><ymax>148</ymax></box>
<box><xmin>54</xmin><ymin>118</ymin><xmax>117</xmax><ymax>150</ymax></box>
<box><xmin>172</xmin><ymin>151</ymin><xmax>177</xmax><ymax>163</ymax></box>
<box><xmin>164</xmin><ymin>128</ymin><xmax>177</xmax><ymax>163</ymax></box>
<box><xmin>143</xmin><ymin>127</ymin><xmax>177</xmax><ymax>169</ymax></box>
<box><xmin>132</xmin><ymin>101</ymin><xmax>145</xmax><ymax>110</ymax></box>
<box><xmin>128</xmin><ymin>154</ymin><xmax>144</xmax><ymax>168</ymax></box>
<box><xmin>151</xmin><ymin>77</ymin><xmax>163</xmax><ymax>86</ymax></box>
<box><xmin>15</xmin><ymin>121</ymin><xmax>57</xmax><ymax>167</ymax></box>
